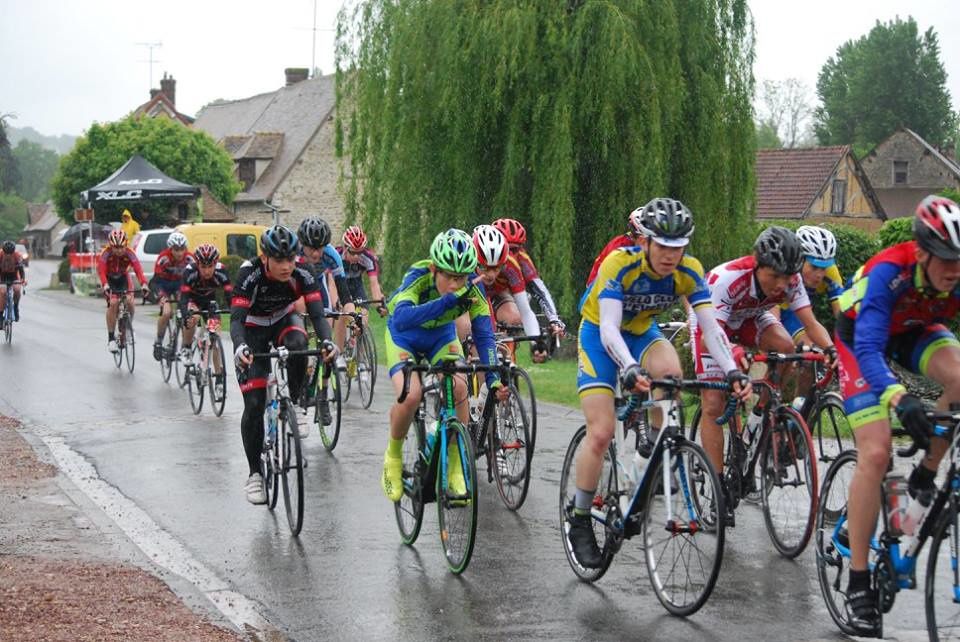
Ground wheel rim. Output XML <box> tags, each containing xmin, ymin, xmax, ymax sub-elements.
<box><xmin>437</xmin><ymin>422</ymin><xmax>478</xmax><ymax>574</ymax></box>
<box><xmin>124</xmin><ymin>319</ymin><xmax>135</xmax><ymax>373</ymax></box>
<box><xmin>281</xmin><ymin>403</ymin><xmax>304</xmax><ymax>535</ymax></box>
<box><xmin>207</xmin><ymin>336</ymin><xmax>227</xmax><ymax>416</ymax></box>
<box><xmin>925</xmin><ymin>502</ymin><xmax>960</xmax><ymax>641</ymax></box>
<box><xmin>490</xmin><ymin>387</ymin><xmax>531</xmax><ymax>510</ymax></box>
<box><xmin>318</xmin><ymin>369</ymin><xmax>341</xmax><ymax>451</ymax></box>
<box><xmin>395</xmin><ymin>415</ymin><xmax>425</xmax><ymax>544</ymax></box>
<box><xmin>188</xmin><ymin>365</ymin><xmax>204</xmax><ymax>414</ymax></box>
<box><xmin>160</xmin><ymin>319</ymin><xmax>176</xmax><ymax>382</ymax></box>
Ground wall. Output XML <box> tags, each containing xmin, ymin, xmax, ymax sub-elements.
<box><xmin>862</xmin><ymin>131</ymin><xmax>960</xmax><ymax>190</ymax></box>
<box><xmin>809</xmin><ymin>154</ymin><xmax>880</xmax><ymax>219</ymax></box>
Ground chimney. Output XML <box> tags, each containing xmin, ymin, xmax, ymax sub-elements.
<box><xmin>284</xmin><ymin>67</ymin><xmax>309</xmax><ymax>86</ymax></box>
<box><xmin>160</xmin><ymin>72</ymin><xmax>176</xmax><ymax>106</ymax></box>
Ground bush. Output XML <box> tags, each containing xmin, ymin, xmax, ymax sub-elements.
<box><xmin>878</xmin><ymin>217</ymin><xmax>912</xmax><ymax>249</ymax></box>
<box><xmin>58</xmin><ymin>258</ymin><xmax>71</xmax><ymax>284</ymax></box>
<box><xmin>220</xmin><ymin>254</ymin><xmax>244</xmax><ymax>284</ymax></box>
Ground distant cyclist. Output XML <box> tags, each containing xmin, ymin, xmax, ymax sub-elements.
<box><xmin>179</xmin><ymin>243</ymin><xmax>232</xmax><ymax>381</ymax></box>
<box><xmin>585</xmin><ymin>208</ymin><xmax>646</xmax><ymax>286</ymax></box>
<box><xmin>98</xmin><ymin>229</ymin><xmax>148</xmax><ymax>353</ymax></box>
<box><xmin>338</xmin><ymin>225</ymin><xmax>388</xmax><ymax>315</ymax></box>
<box><xmin>152</xmin><ymin>232</ymin><xmax>195</xmax><ymax>362</ymax></box>
<box><xmin>775</xmin><ymin>225</ymin><xmax>844</xmax><ymax>344</ymax></box>
<box><xmin>0</xmin><ymin>240</ymin><xmax>26</xmax><ymax>322</ymax></box>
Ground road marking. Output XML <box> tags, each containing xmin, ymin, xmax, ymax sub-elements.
<box><xmin>36</xmin><ymin>429</ymin><xmax>282</xmax><ymax>639</ymax></box>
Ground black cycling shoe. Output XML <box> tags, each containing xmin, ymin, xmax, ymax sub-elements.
<box><xmin>318</xmin><ymin>399</ymin><xmax>332</xmax><ymax>426</ymax></box>
<box><xmin>719</xmin><ymin>478</ymin><xmax>736</xmax><ymax>528</ymax></box>
<box><xmin>153</xmin><ymin>341</ymin><xmax>162</xmax><ymax>361</ymax></box>
<box><xmin>567</xmin><ymin>512</ymin><xmax>603</xmax><ymax>569</ymax></box>
<box><xmin>845</xmin><ymin>588</ymin><xmax>881</xmax><ymax>637</ymax></box>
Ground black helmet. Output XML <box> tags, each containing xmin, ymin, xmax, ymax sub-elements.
<box><xmin>260</xmin><ymin>225</ymin><xmax>300</xmax><ymax>259</ymax></box>
<box><xmin>754</xmin><ymin>226</ymin><xmax>804</xmax><ymax>275</ymax></box>
<box><xmin>2</xmin><ymin>241</ymin><xmax>14</xmax><ymax>254</ymax></box>
<box><xmin>633</xmin><ymin>198</ymin><xmax>695</xmax><ymax>246</ymax></box>
<box><xmin>297</xmin><ymin>216</ymin><xmax>332</xmax><ymax>249</ymax></box>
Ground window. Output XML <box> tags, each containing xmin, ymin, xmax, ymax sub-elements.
<box><xmin>831</xmin><ymin>179</ymin><xmax>847</xmax><ymax>214</ymax></box>
<box><xmin>894</xmin><ymin>160</ymin><xmax>908</xmax><ymax>185</ymax></box>
<box><xmin>238</xmin><ymin>159</ymin><xmax>255</xmax><ymax>191</ymax></box>
<box><xmin>143</xmin><ymin>232</ymin><xmax>171</xmax><ymax>254</ymax></box>
<box><xmin>227</xmin><ymin>234</ymin><xmax>258</xmax><ymax>259</ymax></box>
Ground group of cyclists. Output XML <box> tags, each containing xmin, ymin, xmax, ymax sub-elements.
<box><xmin>84</xmin><ymin>188</ymin><xmax>960</xmax><ymax>638</ymax></box>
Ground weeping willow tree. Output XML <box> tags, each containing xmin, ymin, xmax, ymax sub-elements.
<box><xmin>336</xmin><ymin>0</ymin><xmax>755</xmax><ymax>318</ymax></box>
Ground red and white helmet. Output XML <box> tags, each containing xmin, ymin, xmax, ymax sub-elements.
<box><xmin>492</xmin><ymin>218</ymin><xmax>526</xmax><ymax>245</ymax></box>
<box><xmin>342</xmin><ymin>225</ymin><xmax>368</xmax><ymax>251</ymax></box>
<box><xmin>107</xmin><ymin>229</ymin><xmax>127</xmax><ymax>248</ymax></box>
<box><xmin>194</xmin><ymin>243</ymin><xmax>220</xmax><ymax>265</ymax></box>
<box><xmin>914</xmin><ymin>195</ymin><xmax>960</xmax><ymax>260</ymax></box>
<box><xmin>472</xmin><ymin>225</ymin><xmax>508</xmax><ymax>267</ymax></box>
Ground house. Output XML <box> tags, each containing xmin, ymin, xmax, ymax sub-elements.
<box><xmin>21</xmin><ymin>202</ymin><xmax>67</xmax><ymax>258</ymax></box>
<box><xmin>755</xmin><ymin>145</ymin><xmax>886</xmax><ymax>231</ymax></box>
<box><xmin>861</xmin><ymin>127</ymin><xmax>960</xmax><ymax>218</ymax></box>
<box><xmin>192</xmin><ymin>69</ymin><xmax>342</xmax><ymax>231</ymax></box>
<box><xmin>131</xmin><ymin>73</ymin><xmax>194</xmax><ymax>125</ymax></box>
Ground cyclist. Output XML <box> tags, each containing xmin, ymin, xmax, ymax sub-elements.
<box><xmin>0</xmin><ymin>240</ymin><xmax>26</xmax><ymax>322</ymax></box>
<box><xmin>566</xmin><ymin>198</ymin><xmax>750</xmax><ymax>568</ymax></box>
<box><xmin>152</xmin><ymin>232</ymin><xmax>195</xmax><ymax>362</ymax></box>
<box><xmin>380</xmin><ymin>229</ymin><xmax>508</xmax><ymax>502</ymax></box>
<box><xmin>493</xmin><ymin>218</ymin><xmax>565</xmax><ymax>362</ymax></box>
<box><xmin>336</xmin><ymin>225</ymin><xmax>388</xmax><ymax>349</ymax></box>
<box><xmin>454</xmin><ymin>224</ymin><xmax>508</xmax><ymax>342</ymax></box>
<box><xmin>231</xmin><ymin>225</ymin><xmax>336</xmax><ymax>504</ymax></box>
<box><xmin>179</xmin><ymin>243</ymin><xmax>232</xmax><ymax>392</ymax></box>
<box><xmin>585</xmin><ymin>208</ymin><xmax>646</xmax><ymax>286</ymax></box>
<box><xmin>694</xmin><ymin>226</ymin><xmax>836</xmax><ymax>522</ymax></box>
<box><xmin>98</xmin><ymin>229</ymin><xmax>149</xmax><ymax>353</ymax></box>
<box><xmin>834</xmin><ymin>195</ymin><xmax>960</xmax><ymax>635</ymax></box>
<box><xmin>295</xmin><ymin>216</ymin><xmax>351</xmax><ymax>424</ymax></box>
<box><xmin>775</xmin><ymin>225</ymin><xmax>844</xmax><ymax>344</ymax></box>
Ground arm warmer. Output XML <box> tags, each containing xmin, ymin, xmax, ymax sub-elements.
<box><xmin>514</xmin><ymin>291</ymin><xmax>541</xmax><ymax>336</ymax></box>
<box><xmin>693</xmin><ymin>303</ymin><xmax>738</xmax><ymax>374</ymax></box>
<box><xmin>528</xmin><ymin>277</ymin><xmax>559</xmax><ymax>321</ymax></box>
<box><xmin>598</xmin><ymin>298</ymin><xmax>638</xmax><ymax>369</ymax></box>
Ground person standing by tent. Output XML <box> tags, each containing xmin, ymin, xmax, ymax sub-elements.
<box><xmin>120</xmin><ymin>210</ymin><xmax>140</xmax><ymax>246</ymax></box>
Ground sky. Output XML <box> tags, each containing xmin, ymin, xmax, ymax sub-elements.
<box><xmin>2</xmin><ymin>0</ymin><xmax>959</xmax><ymax>138</ymax></box>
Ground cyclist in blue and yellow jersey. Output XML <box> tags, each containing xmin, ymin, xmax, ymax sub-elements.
<box><xmin>775</xmin><ymin>225</ymin><xmax>845</xmax><ymax>343</ymax></box>
<box><xmin>565</xmin><ymin>198</ymin><xmax>751</xmax><ymax>569</ymax></box>
<box><xmin>834</xmin><ymin>196</ymin><xmax>960</xmax><ymax>636</ymax></box>
<box><xmin>381</xmin><ymin>229</ymin><xmax>509</xmax><ymax>502</ymax></box>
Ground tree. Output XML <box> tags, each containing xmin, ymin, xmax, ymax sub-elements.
<box><xmin>0</xmin><ymin>192</ymin><xmax>27</xmax><ymax>242</ymax></box>
<box><xmin>0</xmin><ymin>114</ymin><xmax>20</xmax><ymax>195</ymax></box>
<box><xmin>814</xmin><ymin>17</ymin><xmax>957</xmax><ymax>152</ymax></box>
<box><xmin>755</xmin><ymin>121</ymin><xmax>782</xmax><ymax>149</ymax></box>
<box><xmin>51</xmin><ymin>116</ymin><xmax>240</xmax><ymax>227</ymax></box>
<box><xmin>336</xmin><ymin>0</ymin><xmax>755</xmax><ymax>316</ymax></box>
<box><xmin>756</xmin><ymin>78</ymin><xmax>814</xmax><ymax>148</ymax></box>
<box><xmin>13</xmin><ymin>140</ymin><xmax>59</xmax><ymax>202</ymax></box>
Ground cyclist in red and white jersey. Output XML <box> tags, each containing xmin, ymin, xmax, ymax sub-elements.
<box><xmin>584</xmin><ymin>208</ymin><xmax>645</xmax><ymax>286</ymax></box>
<box><xmin>97</xmin><ymin>229</ymin><xmax>149</xmax><ymax>353</ymax></box>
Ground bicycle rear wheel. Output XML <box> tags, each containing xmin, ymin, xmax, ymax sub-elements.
<box><xmin>160</xmin><ymin>317</ymin><xmax>177</xmax><ymax>382</ymax></box>
<box><xmin>489</xmin><ymin>384</ymin><xmax>531</xmax><ymax>510</ymax></box>
<box><xmin>281</xmin><ymin>400</ymin><xmax>305</xmax><ymax>536</ymax></box>
<box><xmin>926</xmin><ymin>497</ymin><xmax>960</xmax><ymax>641</ymax></box>
<box><xmin>761</xmin><ymin>406</ymin><xmax>818</xmax><ymax>558</ymax></box>
<box><xmin>395</xmin><ymin>412</ymin><xmax>426</xmax><ymax>544</ymax></box>
<box><xmin>511</xmin><ymin>366</ymin><xmax>537</xmax><ymax>455</ymax></box>
<box><xmin>815</xmin><ymin>449</ymin><xmax>860</xmax><ymax>636</ymax></box>
<box><xmin>437</xmin><ymin>419</ymin><xmax>478</xmax><ymax>574</ymax></box>
<box><xmin>644</xmin><ymin>439</ymin><xmax>725</xmax><ymax>616</ymax></box>
<box><xmin>363</xmin><ymin>324</ymin><xmax>378</xmax><ymax>397</ymax></box>
<box><xmin>4</xmin><ymin>316</ymin><xmax>11</xmax><ymax>344</ymax></box>
<box><xmin>207</xmin><ymin>335</ymin><xmax>227</xmax><ymax>416</ymax></box>
<box><xmin>809</xmin><ymin>392</ymin><xmax>848</xmax><ymax>465</ymax></box>
<box><xmin>123</xmin><ymin>316</ymin><xmax>135</xmax><ymax>373</ymax></box>
<box><xmin>113</xmin><ymin>326</ymin><xmax>123</xmax><ymax>368</ymax></box>
<box><xmin>187</xmin><ymin>363</ymin><xmax>205</xmax><ymax>414</ymax></box>
<box><xmin>559</xmin><ymin>425</ymin><xmax>616</xmax><ymax>581</ymax></box>
<box><xmin>341</xmin><ymin>343</ymin><xmax>354</xmax><ymax>404</ymax></box>
<box><xmin>357</xmin><ymin>333</ymin><xmax>376</xmax><ymax>409</ymax></box>
<box><xmin>317</xmin><ymin>367</ymin><xmax>342</xmax><ymax>451</ymax></box>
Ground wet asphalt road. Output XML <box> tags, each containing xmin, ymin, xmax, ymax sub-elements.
<box><xmin>1</xmin><ymin>261</ymin><xmax>936</xmax><ymax>641</ymax></box>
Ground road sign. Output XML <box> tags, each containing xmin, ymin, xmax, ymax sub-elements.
<box><xmin>74</xmin><ymin>208</ymin><xmax>94</xmax><ymax>222</ymax></box>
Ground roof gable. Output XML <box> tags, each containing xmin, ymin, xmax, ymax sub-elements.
<box><xmin>755</xmin><ymin>146</ymin><xmax>849</xmax><ymax>218</ymax></box>
<box><xmin>132</xmin><ymin>93</ymin><xmax>194</xmax><ymax>125</ymax></box>
<box><xmin>901</xmin><ymin>128</ymin><xmax>960</xmax><ymax>178</ymax></box>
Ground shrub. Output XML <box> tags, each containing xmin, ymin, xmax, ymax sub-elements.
<box><xmin>58</xmin><ymin>258</ymin><xmax>71</xmax><ymax>284</ymax></box>
<box><xmin>220</xmin><ymin>254</ymin><xmax>244</xmax><ymax>284</ymax></box>
<box><xmin>878</xmin><ymin>217</ymin><xmax>912</xmax><ymax>249</ymax></box>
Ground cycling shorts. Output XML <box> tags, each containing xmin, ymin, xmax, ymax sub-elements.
<box><xmin>237</xmin><ymin>312</ymin><xmax>308</xmax><ymax>394</ymax></box>
<box><xmin>577</xmin><ymin>319</ymin><xmax>666</xmax><ymax>398</ymax></box>
<box><xmin>779</xmin><ymin>307</ymin><xmax>805</xmax><ymax>341</ymax></box>
<box><xmin>154</xmin><ymin>277</ymin><xmax>181</xmax><ymax>300</ymax></box>
<box><xmin>385</xmin><ymin>322</ymin><xmax>464</xmax><ymax>378</ymax></box>
<box><xmin>343</xmin><ymin>278</ymin><xmax>368</xmax><ymax>304</ymax></box>
<box><xmin>105</xmin><ymin>273</ymin><xmax>133</xmax><ymax>301</ymax></box>
<box><xmin>694</xmin><ymin>312</ymin><xmax>781</xmax><ymax>381</ymax></box>
<box><xmin>837</xmin><ymin>322</ymin><xmax>960</xmax><ymax>429</ymax></box>
<box><xmin>490</xmin><ymin>290</ymin><xmax>515</xmax><ymax>312</ymax></box>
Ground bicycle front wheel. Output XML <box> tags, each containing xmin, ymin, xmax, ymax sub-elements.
<box><xmin>760</xmin><ymin>406</ymin><xmax>818</xmax><ymax>558</ymax></box>
<box><xmin>207</xmin><ymin>335</ymin><xmax>227</xmax><ymax>416</ymax></box>
<box><xmin>123</xmin><ymin>316</ymin><xmax>135</xmax><ymax>373</ymax></box>
<box><xmin>644</xmin><ymin>439</ymin><xmax>726</xmax><ymax>616</ymax></box>
<box><xmin>489</xmin><ymin>384</ymin><xmax>531</xmax><ymax>511</ymax></box>
<box><xmin>281</xmin><ymin>400</ymin><xmax>305</xmax><ymax>536</ymax></box>
<box><xmin>357</xmin><ymin>332</ymin><xmax>376</xmax><ymax>409</ymax></box>
<box><xmin>437</xmin><ymin>419</ymin><xmax>478</xmax><ymax>574</ymax></box>
<box><xmin>511</xmin><ymin>366</ymin><xmax>537</xmax><ymax>455</ymax></box>
<box><xmin>317</xmin><ymin>367</ymin><xmax>342</xmax><ymax>451</ymax></box>
<box><xmin>160</xmin><ymin>317</ymin><xmax>177</xmax><ymax>382</ymax></box>
<box><xmin>809</xmin><ymin>391</ymin><xmax>848</xmax><ymax>465</ymax></box>
<box><xmin>187</xmin><ymin>364</ymin><xmax>205</xmax><ymax>414</ymax></box>
<box><xmin>927</xmin><ymin>495</ymin><xmax>960</xmax><ymax>641</ymax></box>
<box><xmin>395</xmin><ymin>413</ymin><xmax>426</xmax><ymax>544</ymax></box>
<box><xmin>4</xmin><ymin>317</ymin><xmax>11</xmax><ymax>345</ymax></box>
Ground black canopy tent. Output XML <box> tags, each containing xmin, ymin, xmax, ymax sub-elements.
<box><xmin>81</xmin><ymin>154</ymin><xmax>200</xmax><ymax>206</ymax></box>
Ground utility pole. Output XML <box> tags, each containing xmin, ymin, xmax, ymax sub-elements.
<box><xmin>137</xmin><ymin>42</ymin><xmax>163</xmax><ymax>89</ymax></box>
<box><xmin>311</xmin><ymin>0</ymin><xmax>317</xmax><ymax>78</ymax></box>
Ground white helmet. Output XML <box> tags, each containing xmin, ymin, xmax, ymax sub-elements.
<box><xmin>795</xmin><ymin>225</ymin><xmax>836</xmax><ymax>267</ymax></box>
<box><xmin>167</xmin><ymin>231</ymin><xmax>188</xmax><ymax>249</ymax></box>
<box><xmin>472</xmin><ymin>224</ymin><xmax>508</xmax><ymax>267</ymax></box>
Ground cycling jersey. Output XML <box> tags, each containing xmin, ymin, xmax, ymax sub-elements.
<box><xmin>510</xmin><ymin>246</ymin><xmax>560</xmax><ymax>322</ymax></box>
<box><xmin>179</xmin><ymin>263</ymin><xmax>232</xmax><ymax>317</ymax></box>
<box><xmin>97</xmin><ymin>247</ymin><xmax>147</xmax><ymax>286</ymax></box>
<box><xmin>580</xmin><ymin>248</ymin><xmax>711</xmax><ymax>335</ymax></box>
<box><xmin>0</xmin><ymin>251</ymin><xmax>25</xmax><ymax>281</ymax></box>
<box><xmin>490</xmin><ymin>255</ymin><xmax>526</xmax><ymax>297</ymax></box>
<box><xmin>337</xmin><ymin>246</ymin><xmax>380</xmax><ymax>280</ymax></box>
<box><xmin>297</xmin><ymin>246</ymin><xmax>349</xmax><ymax>310</ymax></box>
<box><xmin>586</xmin><ymin>234</ymin><xmax>635</xmax><ymax>285</ymax></box>
<box><xmin>779</xmin><ymin>263</ymin><xmax>845</xmax><ymax>338</ymax></box>
<box><xmin>704</xmin><ymin>255</ymin><xmax>810</xmax><ymax>330</ymax></box>
<box><xmin>154</xmin><ymin>248</ymin><xmax>195</xmax><ymax>281</ymax></box>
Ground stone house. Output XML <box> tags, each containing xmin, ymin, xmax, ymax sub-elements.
<box><xmin>21</xmin><ymin>202</ymin><xmax>67</xmax><ymax>258</ymax></box>
<box><xmin>860</xmin><ymin>128</ymin><xmax>960</xmax><ymax>219</ymax></box>
<box><xmin>755</xmin><ymin>145</ymin><xmax>886</xmax><ymax>232</ymax></box>
<box><xmin>192</xmin><ymin>69</ymin><xmax>342</xmax><ymax>232</ymax></box>
<box><xmin>131</xmin><ymin>73</ymin><xmax>194</xmax><ymax>125</ymax></box>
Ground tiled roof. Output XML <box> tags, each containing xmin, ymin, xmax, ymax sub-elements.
<box><xmin>193</xmin><ymin>74</ymin><xmax>335</xmax><ymax>203</ymax></box>
<box><xmin>132</xmin><ymin>93</ymin><xmax>194</xmax><ymax>125</ymax></box>
<box><xmin>755</xmin><ymin>146</ymin><xmax>850</xmax><ymax>218</ymax></box>
<box><xmin>220</xmin><ymin>132</ymin><xmax>284</xmax><ymax>160</ymax></box>
<box><xmin>23</xmin><ymin>203</ymin><xmax>64</xmax><ymax>232</ymax></box>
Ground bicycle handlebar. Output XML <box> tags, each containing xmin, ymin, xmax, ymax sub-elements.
<box><xmin>248</xmin><ymin>347</ymin><xmax>330</xmax><ymax>360</ymax></box>
<box><xmin>397</xmin><ymin>360</ymin><xmax>508</xmax><ymax>404</ymax></box>
<box><xmin>892</xmin><ymin>408</ymin><xmax>960</xmax><ymax>458</ymax></box>
<box><xmin>354</xmin><ymin>298</ymin><xmax>385</xmax><ymax>307</ymax></box>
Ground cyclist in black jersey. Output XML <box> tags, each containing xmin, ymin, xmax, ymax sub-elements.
<box><xmin>231</xmin><ymin>225</ymin><xmax>336</xmax><ymax>504</ymax></box>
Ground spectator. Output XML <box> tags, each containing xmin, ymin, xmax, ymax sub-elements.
<box><xmin>120</xmin><ymin>210</ymin><xmax>140</xmax><ymax>246</ymax></box>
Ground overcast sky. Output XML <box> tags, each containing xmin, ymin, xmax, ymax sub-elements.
<box><xmin>2</xmin><ymin>0</ymin><xmax>958</xmax><ymax>137</ymax></box>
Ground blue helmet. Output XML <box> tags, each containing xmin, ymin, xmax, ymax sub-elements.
<box><xmin>260</xmin><ymin>225</ymin><xmax>300</xmax><ymax>259</ymax></box>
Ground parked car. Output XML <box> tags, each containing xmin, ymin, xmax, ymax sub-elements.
<box><xmin>15</xmin><ymin>243</ymin><xmax>29</xmax><ymax>267</ymax></box>
<box><xmin>174</xmin><ymin>223</ymin><xmax>267</xmax><ymax>261</ymax></box>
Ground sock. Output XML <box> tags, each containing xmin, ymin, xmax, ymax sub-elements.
<box><xmin>574</xmin><ymin>487</ymin><xmax>596</xmax><ymax>514</ymax></box>
<box><xmin>386</xmin><ymin>436</ymin><xmax>403</xmax><ymax>458</ymax></box>
<box><xmin>108</xmin><ymin>332</ymin><xmax>115</xmax><ymax>341</ymax></box>
<box><xmin>909</xmin><ymin>464</ymin><xmax>936</xmax><ymax>493</ymax></box>
<box><xmin>848</xmin><ymin>569</ymin><xmax>871</xmax><ymax>593</ymax></box>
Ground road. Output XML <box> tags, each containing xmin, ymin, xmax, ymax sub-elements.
<box><xmin>2</xmin><ymin>260</ymin><xmax>936</xmax><ymax>641</ymax></box>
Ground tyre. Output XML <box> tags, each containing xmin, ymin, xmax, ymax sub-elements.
<box><xmin>160</xmin><ymin>317</ymin><xmax>177</xmax><ymax>383</ymax></box>
<box><xmin>395</xmin><ymin>412</ymin><xmax>426</xmax><ymax>544</ymax></box>
<box><xmin>123</xmin><ymin>316</ymin><xmax>135</xmax><ymax>373</ymax></box>
<box><xmin>814</xmin><ymin>449</ymin><xmax>861</xmax><ymax>636</ymax></box>
<box><xmin>511</xmin><ymin>366</ymin><xmax>537</xmax><ymax>455</ymax></box>
<box><xmin>357</xmin><ymin>333</ymin><xmax>376</xmax><ymax>409</ymax></box>
<box><xmin>363</xmin><ymin>324</ymin><xmax>378</xmax><ymax>396</ymax></box>
<box><xmin>437</xmin><ymin>419</ymin><xmax>478</xmax><ymax>574</ymax></box>
<box><xmin>489</xmin><ymin>384</ymin><xmax>531</xmax><ymax>510</ymax></box>
<box><xmin>4</xmin><ymin>317</ymin><xmax>11</xmax><ymax>345</ymax></box>
<box><xmin>808</xmin><ymin>392</ymin><xmax>848</xmax><ymax>465</ymax></box>
<box><xmin>926</xmin><ymin>498</ymin><xmax>960</xmax><ymax>641</ymax></box>
<box><xmin>281</xmin><ymin>400</ymin><xmax>305</xmax><ymax>536</ymax></box>
<box><xmin>760</xmin><ymin>406</ymin><xmax>818</xmax><ymax>558</ymax></box>
<box><xmin>187</xmin><ymin>363</ymin><xmax>205</xmax><ymax>414</ymax></box>
<box><xmin>644</xmin><ymin>438</ymin><xmax>726</xmax><ymax>616</ymax></box>
<box><xmin>207</xmin><ymin>335</ymin><xmax>227</xmax><ymax>417</ymax></box>
<box><xmin>559</xmin><ymin>425</ymin><xmax>616</xmax><ymax>581</ymax></box>
<box><xmin>317</xmin><ymin>366</ymin><xmax>342</xmax><ymax>451</ymax></box>
<box><xmin>112</xmin><ymin>326</ymin><xmax>123</xmax><ymax>368</ymax></box>
<box><xmin>261</xmin><ymin>423</ymin><xmax>281</xmax><ymax>512</ymax></box>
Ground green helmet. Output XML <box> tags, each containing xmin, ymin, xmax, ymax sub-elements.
<box><xmin>429</xmin><ymin>228</ymin><xmax>478</xmax><ymax>274</ymax></box>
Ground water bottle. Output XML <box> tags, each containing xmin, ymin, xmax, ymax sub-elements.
<box><xmin>265</xmin><ymin>398</ymin><xmax>279</xmax><ymax>448</ymax></box>
<box><xmin>628</xmin><ymin>450</ymin><xmax>644</xmax><ymax>488</ymax></box>
<box><xmin>791</xmin><ymin>396</ymin><xmax>806</xmax><ymax>414</ymax></box>
<box><xmin>883</xmin><ymin>473</ymin><xmax>909</xmax><ymax>537</ymax></box>
<box><xmin>745</xmin><ymin>408</ymin><xmax>763</xmax><ymax>443</ymax></box>
<box><xmin>901</xmin><ymin>484</ymin><xmax>935</xmax><ymax>537</ymax></box>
